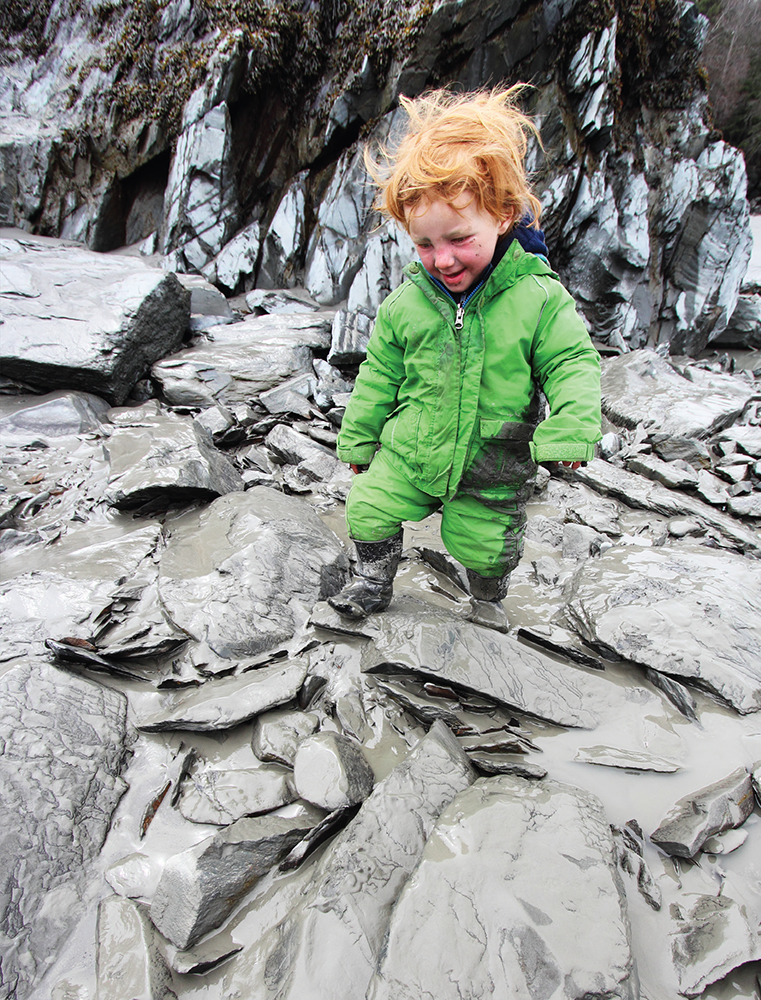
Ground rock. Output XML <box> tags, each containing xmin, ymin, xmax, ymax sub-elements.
<box><xmin>0</xmin><ymin>233</ymin><xmax>189</xmax><ymax>404</ymax></box>
<box><xmin>105</xmin><ymin>401</ymin><xmax>244</xmax><ymax>511</ymax></box>
<box><xmin>625</xmin><ymin>453</ymin><xmax>699</xmax><ymax>490</ymax></box>
<box><xmin>574</xmin><ymin>745</ymin><xmax>681</xmax><ymax>772</ymax></box>
<box><xmin>154</xmin><ymin>489</ymin><xmax>349</xmax><ymax>662</ymax></box>
<box><xmin>651</xmin><ymin>766</ymin><xmax>754</xmax><ymax>858</ymax></box>
<box><xmin>257</xmin><ymin>172</ymin><xmax>308</xmax><ymax>290</ymax></box>
<box><xmin>367</xmin><ymin>775</ymin><xmax>636</xmax><ymax>1000</ymax></box>
<box><xmin>600</xmin><ymin>349</ymin><xmax>754</xmax><ymax>438</ymax></box>
<box><xmin>259</xmin><ymin>373</ymin><xmax>317</xmax><ymax>417</ymax></box>
<box><xmin>670</xmin><ymin>869</ymin><xmax>761</xmax><ymax>997</ymax></box>
<box><xmin>252</xmin><ymin>708</ymin><xmax>320</xmax><ymax>767</ymax></box>
<box><xmin>327</xmin><ymin>309</ymin><xmax>374</xmax><ymax>366</ymax></box>
<box><xmin>574</xmin><ymin>459</ymin><xmax>761</xmax><ymax>555</ymax></box>
<box><xmin>246</xmin><ymin>288</ymin><xmax>321</xmax><ymax>315</ymax></box>
<box><xmin>318</xmin><ymin>597</ymin><xmax>662</xmax><ymax>730</ymax></box>
<box><xmin>137</xmin><ymin>658</ymin><xmax>309</xmax><ymax>732</ymax></box>
<box><xmin>713</xmin><ymin>292</ymin><xmax>761</xmax><ymax>349</ymax></box>
<box><xmin>221</xmin><ymin>721</ymin><xmax>476</xmax><ymax>1000</ymax></box>
<box><xmin>265</xmin><ymin>423</ymin><xmax>337</xmax><ymax>467</ymax></box>
<box><xmin>150</xmin><ymin>809</ymin><xmax>322</xmax><ymax>950</ymax></box>
<box><xmin>0</xmin><ymin>660</ymin><xmax>128</xmax><ymax>999</ymax></box>
<box><xmin>212</xmin><ymin>221</ymin><xmax>261</xmax><ymax>292</ymax></box>
<box><xmin>565</xmin><ymin>546</ymin><xmax>761</xmax><ymax>714</ymax></box>
<box><xmin>292</xmin><ymin>732</ymin><xmax>375</xmax><ymax>810</ymax></box>
<box><xmin>177</xmin><ymin>764</ymin><xmax>296</xmax><ymax>825</ymax></box>
<box><xmin>0</xmin><ymin>390</ymin><xmax>110</xmax><ymax>445</ymax></box>
<box><xmin>176</xmin><ymin>272</ymin><xmax>234</xmax><ymax>319</ymax></box>
<box><xmin>96</xmin><ymin>895</ymin><xmax>175</xmax><ymax>1000</ymax></box>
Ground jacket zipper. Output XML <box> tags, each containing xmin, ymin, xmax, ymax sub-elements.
<box><xmin>426</xmin><ymin>269</ymin><xmax>492</xmax><ymax>330</ymax></box>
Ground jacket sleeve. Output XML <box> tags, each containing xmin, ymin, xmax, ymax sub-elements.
<box><xmin>528</xmin><ymin>278</ymin><xmax>602</xmax><ymax>464</ymax></box>
<box><xmin>336</xmin><ymin>305</ymin><xmax>407</xmax><ymax>466</ymax></box>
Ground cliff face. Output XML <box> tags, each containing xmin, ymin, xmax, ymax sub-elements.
<box><xmin>0</xmin><ymin>0</ymin><xmax>753</xmax><ymax>355</ymax></box>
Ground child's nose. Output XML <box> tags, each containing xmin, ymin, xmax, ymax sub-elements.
<box><xmin>434</xmin><ymin>245</ymin><xmax>455</xmax><ymax>269</ymax></box>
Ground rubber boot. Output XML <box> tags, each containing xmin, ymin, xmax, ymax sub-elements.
<box><xmin>328</xmin><ymin>531</ymin><xmax>403</xmax><ymax>618</ymax></box>
<box><xmin>464</xmin><ymin>568</ymin><xmax>510</xmax><ymax>633</ymax></box>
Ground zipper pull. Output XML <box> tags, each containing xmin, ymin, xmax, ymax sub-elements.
<box><xmin>455</xmin><ymin>301</ymin><xmax>464</xmax><ymax>330</ymax></box>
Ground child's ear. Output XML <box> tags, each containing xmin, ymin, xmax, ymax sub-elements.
<box><xmin>497</xmin><ymin>212</ymin><xmax>514</xmax><ymax>235</ymax></box>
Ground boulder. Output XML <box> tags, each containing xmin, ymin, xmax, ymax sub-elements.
<box><xmin>293</xmin><ymin>732</ymin><xmax>375</xmax><ymax>810</ymax></box>
<box><xmin>0</xmin><ymin>232</ymin><xmax>189</xmax><ymax>404</ymax></box>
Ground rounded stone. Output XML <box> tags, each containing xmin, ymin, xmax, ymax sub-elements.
<box><xmin>293</xmin><ymin>732</ymin><xmax>375</xmax><ymax>811</ymax></box>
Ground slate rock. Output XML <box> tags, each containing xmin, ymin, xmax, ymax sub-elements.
<box><xmin>316</xmin><ymin>597</ymin><xmax>645</xmax><ymax>730</ymax></box>
<box><xmin>221</xmin><ymin>721</ymin><xmax>476</xmax><ymax>1000</ymax></box>
<box><xmin>600</xmin><ymin>349</ymin><xmax>754</xmax><ymax>438</ymax></box>
<box><xmin>177</xmin><ymin>764</ymin><xmax>296</xmax><ymax>825</ymax></box>
<box><xmin>625</xmin><ymin>453</ymin><xmax>699</xmax><ymax>490</ymax></box>
<box><xmin>0</xmin><ymin>390</ymin><xmax>110</xmax><ymax>446</ymax></box>
<box><xmin>565</xmin><ymin>546</ymin><xmax>761</xmax><ymax>714</ymax></box>
<box><xmin>651</xmin><ymin>766</ymin><xmax>754</xmax><ymax>858</ymax></box>
<box><xmin>105</xmin><ymin>401</ymin><xmax>244</xmax><ymax>510</ymax></box>
<box><xmin>0</xmin><ymin>234</ymin><xmax>189</xmax><ymax>404</ymax></box>
<box><xmin>96</xmin><ymin>895</ymin><xmax>175</xmax><ymax>1000</ymax></box>
<box><xmin>150</xmin><ymin>809</ymin><xmax>322</xmax><ymax>950</ymax></box>
<box><xmin>327</xmin><ymin>309</ymin><xmax>374</xmax><ymax>365</ymax></box>
<box><xmin>0</xmin><ymin>661</ymin><xmax>129</xmax><ymax>999</ymax></box>
<box><xmin>252</xmin><ymin>708</ymin><xmax>320</xmax><ymax>767</ymax></box>
<box><xmin>293</xmin><ymin>732</ymin><xmax>375</xmax><ymax>810</ymax></box>
<box><xmin>137</xmin><ymin>658</ymin><xmax>309</xmax><ymax>732</ymax></box>
<box><xmin>154</xmin><ymin>489</ymin><xmax>349</xmax><ymax>661</ymax></box>
<box><xmin>367</xmin><ymin>775</ymin><xmax>636</xmax><ymax>1000</ymax></box>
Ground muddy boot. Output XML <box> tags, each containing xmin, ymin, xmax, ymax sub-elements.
<box><xmin>328</xmin><ymin>531</ymin><xmax>403</xmax><ymax>618</ymax></box>
<box><xmin>464</xmin><ymin>568</ymin><xmax>510</xmax><ymax>633</ymax></box>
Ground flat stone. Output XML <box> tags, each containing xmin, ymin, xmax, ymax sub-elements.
<box><xmin>155</xmin><ymin>489</ymin><xmax>349</xmax><ymax>661</ymax></box>
<box><xmin>574</xmin><ymin>745</ymin><xmax>681</xmax><ymax>771</ymax></box>
<box><xmin>105</xmin><ymin>401</ymin><xmax>244</xmax><ymax>510</ymax></box>
<box><xmin>651</xmin><ymin>766</ymin><xmax>754</xmax><ymax>857</ymax></box>
<box><xmin>0</xmin><ymin>390</ymin><xmax>110</xmax><ymax>446</ymax></box>
<box><xmin>601</xmin><ymin>349</ymin><xmax>754</xmax><ymax>438</ymax></box>
<box><xmin>0</xmin><ymin>234</ymin><xmax>189</xmax><ymax>404</ymax></box>
<box><xmin>316</xmin><ymin>597</ymin><xmax>651</xmax><ymax>730</ymax></box>
<box><xmin>565</xmin><ymin>546</ymin><xmax>761</xmax><ymax>714</ymax></box>
<box><xmin>626</xmin><ymin>453</ymin><xmax>699</xmax><ymax>490</ymax></box>
<box><xmin>150</xmin><ymin>809</ymin><xmax>322</xmax><ymax>949</ymax></box>
<box><xmin>0</xmin><ymin>660</ymin><xmax>128</xmax><ymax>998</ymax></box>
<box><xmin>137</xmin><ymin>658</ymin><xmax>309</xmax><ymax>732</ymax></box>
<box><xmin>292</xmin><ymin>732</ymin><xmax>375</xmax><ymax>810</ymax></box>
<box><xmin>177</xmin><ymin>764</ymin><xmax>296</xmax><ymax>824</ymax></box>
<box><xmin>367</xmin><ymin>775</ymin><xmax>636</xmax><ymax>1000</ymax></box>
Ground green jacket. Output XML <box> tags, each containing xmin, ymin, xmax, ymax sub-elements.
<box><xmin>337</xmin><ymin>240</ymin><xmax>601</xmax><ymax>501</ymax></box>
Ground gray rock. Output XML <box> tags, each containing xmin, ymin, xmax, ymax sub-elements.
<box><xmin>713</xmin><ymin>292</ymin><xmax>761</xmax><ymax>349</ymax></box>
<box><xmin>137</xmin><ymin>659</ymin><xmax>309</xmax><ymax>733</ymax></box>
<box><xmin>0</xmin><ymin>390</ymin><xmax>110</xmax><ymax>446</ymax></box>
<box><xmin>212</xmin><ymin>221</ymin><xmax>261</xmax><ymax>292</ymax></box>
<box><xmin>246</xmin><ymin>288</ymin><xmax>320</xmax><ymax>315</ymax></box>
<box><xmin>221</xmin><ymin>721</ymin><xmax>476</xmax><ymax>1000</ymax></box>
<box><xmin>0</xmin><ymin>661</ymin><xmax>128</xmax><ymax>999</ymax></box>
<box><xmin>565</xmin><ymin>546</ymin><xmax>761</xmax><ymax>713</ymax></box>
<box><xmin>670</xmin><ymin>868</ymin><xmax>761</xmax><ymax>997</ymax></box>
<box><xmin>177</xmin><ymin>764</ymin><xmax>296</xmax><ymax>825</ymax></box>
<box><xmin>562</xmin><ymin>521</ymin><xmax>602</xmax><ymax>560</ymax></box>
<box><xmin>574</xmin><ymin>459</ymin><xmax>761</xmax><ymax>555</ymax></box>
<box><xmin>0</xmin><ymin>234</ymin><xmax>189</xmax><ymax>404</ymax></box>
<box><xmin>293</xmin><ymin>732</ymin><xmax>375</xmax><ymax>810</ymax></box>
<box><xmin>625</xmin><ymin>453</ymin><xmax>699</xmax><ymax>490</ymax></box>
<box><xmin>252</xmin><ymin>708</ymin><xmax>320</xmax><ymax>766</ymax></box>
<box><xmin>650</xmin><ymin>434</ymin><xmax>712</xmax><ymax>467</ymax></box>
<box><xmin>155</xmin><ymin>489</ymin><xmax>349</xmax><ymax>661</ymax></box>
<box><xmin>265</xmin><ymin>423</ymin><xmax>337</xmax><ymax>467</ymax></box>
<box><xmin>150</xmin><ymin>809</ymin><xmax>322</xmax><ymax>950</ymax></box>
<box><xmin>327</xmin><ymin>309</ymin><xmax>374</xmax><ymax>366</ymax></box>
<box><xmin>312</xmin><ymin>359</ymin><xmax>355</xmax><ymax>411</ymax></box>
<box><xmin>651</xmin><ymin>766</ymin><xmax>754</xmax><ymax>858</ymax></box>
<box><xmin>105</xmin><ymin>401</ymin><xmax>244</xmax><ymax>510</ymax></box>
<box><xmin>322</xmin><ymin>596</ymin><xmax>663</xmax><ymax>730</ymax></box>
<box><xmin>257</xmin><ymin>173</ymin><xmax>308</xmax><ymax>290</ymax></box>
<box><xmin>367</xmin><ymin>775</ymin><xmax>636</xmax><ymax>1000</ymax></box>
<box><xmin>96</xmin><ymin>895</ymin><xmax>175</xmax><ymax>1000</ymax></box>
<box><xmin>259</xmin><ymin>373</ymin><xmax>317</xmax><ymax>417</ymax></box>
<box><xmin>601</xmin><ymin>349</ymin><xmax>754</xmax><ymax>438</ymax></box>
<box><xmin>176</xmin><ymin>272</ymin><xmax>234</xmax><ymax>319</ymax></box>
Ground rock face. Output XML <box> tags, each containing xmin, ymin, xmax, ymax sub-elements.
<box><xmin>0</xmin><ymin>661</ymin><xmax>129</xmax><ymax>999</ymax></box>
<box><xmin>0</xmin><ymin>233</ymin><xmax>189</xmax><ymax>404</ymax></box>
<box><xmin>0</xmin><ymin>0</ymin><xmax>753</xmax><ymax>355</ymax></box>
<box><xmin>367</xmin><ymin>775</ymin><xmax>636</xmax><ymax>1000</ymax></box>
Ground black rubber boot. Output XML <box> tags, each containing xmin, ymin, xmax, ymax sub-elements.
<box><xmin>328</xmin><ymin>531</ymin><xmax>403</xmax><ymax>618</ymax></box>
<box><xmin>464</xmin><ymin>568</ymin><xmax>510</xmax><ymax>633</ymax></box>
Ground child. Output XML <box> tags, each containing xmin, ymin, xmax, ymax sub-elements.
<box><xmin>328</xmin><ymin>87</ymin><xmax>601</xmax><ymax>632</ymax></box>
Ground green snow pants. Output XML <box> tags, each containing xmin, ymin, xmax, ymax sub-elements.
<box><xmin>345</xmin><ymin>446</ymin><xmax>536</xmax><ymax>578</ymax></box>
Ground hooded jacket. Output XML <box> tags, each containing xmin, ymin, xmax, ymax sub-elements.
<box><xmin>336</xmin><ymin>239</ymin><xmax>601</xmax><ymax>501</ymax></box>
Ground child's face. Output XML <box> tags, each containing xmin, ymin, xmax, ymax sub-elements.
<box><xmin>406</xmin><ymin>193</ymin><xmax>512</xmax><ymax>294</ymax></box>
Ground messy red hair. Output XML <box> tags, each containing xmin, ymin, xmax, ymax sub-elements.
<box><xmin>365</xmin><ymin>86</ymin><xmax>543</xmax><ymax>229</ymax></box>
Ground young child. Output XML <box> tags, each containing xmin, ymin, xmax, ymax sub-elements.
<box><xmin>328</xmin><ymin>87</ymin><xmax>601</xmax><ymax>632</ymax></box>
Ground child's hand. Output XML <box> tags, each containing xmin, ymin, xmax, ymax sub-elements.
<box><xmin>560</xmin><ymin>461</ymin><xmax>582</xmax><ymax>470</ymax></box>
<box><xmin>350</xmin><ymin>464</ymin><xmax>368</xmax><ymax>474</ymax></box>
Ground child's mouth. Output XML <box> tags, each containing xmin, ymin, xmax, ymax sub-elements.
<box><xmin>441</xmin><ymin>269</ymin><xmax>465</xmax><ymax>284</ymax></box>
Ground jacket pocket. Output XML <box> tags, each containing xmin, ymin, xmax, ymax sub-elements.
<box><xmin>380</xmin><ymin>403</ymin><xmax>424</xmax><ymax>469</ymax></box>
<box><xmin>461</xmin><ymin>417</ymin><xmax>537</xmax><ymax>492</ymax></box>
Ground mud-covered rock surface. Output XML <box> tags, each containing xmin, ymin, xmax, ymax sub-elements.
<box><xmin>1</xmin><ymin>227</ymin><xmax>761</xmax><ymax>1000</ymax></box>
